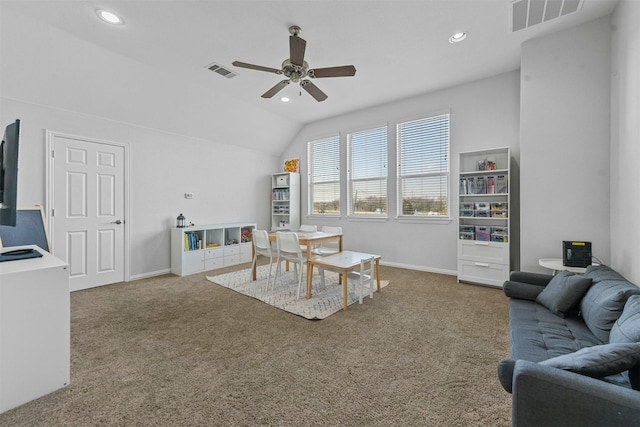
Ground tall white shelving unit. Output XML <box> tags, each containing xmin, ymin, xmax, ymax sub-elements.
<box><xmin>458</xmin><ymin>147</ymin><xmax>511</xmax><ymax>288</ymax></box>
<box><xmin>171</xmin><ymin>223</ymin><xmax>256</xmax><ymax>276</ymax></box>
<box><xmin>271</xmin><ymin>172</ymin><xmax>300</xmax><ymax>230</ymax></box>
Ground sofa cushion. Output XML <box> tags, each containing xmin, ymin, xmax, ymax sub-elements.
<box><xmin>610</xmin><ymin>295</ymin><xmax>640</xmax><ymax>344</ymax></box>
<box><xmin>536</xmin><ymin>271</ymin><xmax>592</xmax><ymax>318</ymax></box>
<box><xmin>580</xmin><ymin>267</ymin><xmax>640</xmax><ymax>342</ymax></box>
<box><xmin>509</xmin><ymin>299</ymin><xmax>602</xmax><ymax>361</ymax></box>
<box><xmin>540</xmin><ymin>342</ymin><xmax>640</xmax><ymax>388</ymax></box>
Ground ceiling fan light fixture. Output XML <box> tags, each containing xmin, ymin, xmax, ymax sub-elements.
<box><xmin>280</xmin><ymin>97</ymin><xmax>291</xmax><ymax>103</ymax></box>
<box><xmin>449</xmin><ymin>32</ymin><xmax>467</xmax><ymax>43</ymax></box>
<box><xmin>96</xmin><ymin>9</ymin><xmax>124</xmax><ymax>25</ymax></box>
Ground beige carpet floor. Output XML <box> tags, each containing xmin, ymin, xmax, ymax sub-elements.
<box><xmin>0</xmin><ymin>262</ymin><xmax>512</xmax><ymax>426</ymax></box>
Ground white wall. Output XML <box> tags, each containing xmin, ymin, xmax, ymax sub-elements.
<box><xmin>280</xmin><ymin>71</ymin><xmax>521</xmax><ymax>273</ymax></box>
<box><xmin>1</xmin><ymin>97</ymin><xmax>277</xmax><ymax>278</ymax></box>
<box><xmin>520</xmin><ymin>16</ymin><xmax>612</xmax><ymax>273</ymax></box>
<box><xmin>610</xmin><ymin>0</ymin><xmax>640</xmax><ymax>282</ymax></box>
<box><xmin>0</xmin><ymin>7</ymin><xmax>283</xmax><ymax>279</ymax></box>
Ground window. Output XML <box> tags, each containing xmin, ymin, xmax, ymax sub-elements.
<box><xmin>348</xmin><ymin>126</ymin><xmax>388</xmax><ymax>216</ymax></box>
<box><xmin>397</xmin><ymin>114</ymin><xmax>450</xmax><ymax>217</ymax></box>
<box><xmin>308</xmin><ymin>136</ymin><xmax>340</xmax><ymax>215</ymax></box>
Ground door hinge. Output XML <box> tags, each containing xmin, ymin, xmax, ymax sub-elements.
<box><xmin>51</xmin><ymin>150</ymin><xmax>55</xmax><ymax>158</ymax></box>
<box><xmin>51</xmin><ymin>208</ymin><xmax>55</xmax><ymax>217</ymax></box>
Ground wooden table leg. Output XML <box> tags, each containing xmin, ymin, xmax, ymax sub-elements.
<box><xmin>306</xmin><ymin>260</ymin><xmax>313</xmax><ymax>299</ymax></box>
<box><xmin>252</xmin><ymin>244</ymin><xmax>257</xmax><ymax>281</ymax></box>
<box><xmin>375</xmin><ymin>259</ymin><xmax>381</xmax><ymax>291</ymax></box>
<box><xmin>342</xmin><ymin>270</ymin><xmax>348</xmax><ymax>311</ymax></box>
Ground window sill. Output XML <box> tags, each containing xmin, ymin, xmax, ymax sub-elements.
<box><xmin>395</xmin><ymin>216</ymin><xmax>452</xmax><ymax>225</ymax></box>
<box><xmin>306</xmin><ymin>214</ymin><xmax>342</xmax><ymax>221</ymax></box>
<box><xmin>346</xmin><ymin>216</ymin><xmax>389</xmax><ymax>223</ymax></box>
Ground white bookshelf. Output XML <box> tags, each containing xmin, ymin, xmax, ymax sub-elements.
<box><xmin>171</xmin><ymin>223</ymin><xmax>256</xmax><ymax>276</ymax></box>
<box><xmin>458</xmin><ymin>147</ymin><xmax>511</xmax><ymax>288</ymax></box>
<box><xmin>271</xmin><ymin>172</ymin><xmax>300</xmax><ymax>230</ymax></box>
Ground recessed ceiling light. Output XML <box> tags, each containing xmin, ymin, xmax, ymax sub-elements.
<box><xmin>449</xmin><ymin>32</ymin><xmax>467</xmax><ymax>43</ymax></box>
<box><xmin>96</xmin><ymin>9</ymin><xmax>124</xmax><ymax>25</ymax></box>
<box><xmin>280</xmin><ymin>97</ymin><xmax>291</xmax><ymax>103</ymax></box>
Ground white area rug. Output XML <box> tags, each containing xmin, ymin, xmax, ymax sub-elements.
<box><xmin>206</xmin><ymin>264</ymin><xmax>389</xmax><ymax>320</ymax></box>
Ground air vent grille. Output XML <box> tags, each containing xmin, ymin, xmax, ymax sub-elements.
<box><xmin>207</xmin><ymin>62</ymin><xmax>237</xmax><ymax>79</ymax></box>
<box><xmin>512</xmin><ymin>0</ymin><xmax>584</xmax><ymax>32</ymax></box>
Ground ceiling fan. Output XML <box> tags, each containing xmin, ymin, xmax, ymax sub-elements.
<box><xmin>232</xmin><ymin>26</ymin><xmax>356</xmax><ymax>102</ymax></box>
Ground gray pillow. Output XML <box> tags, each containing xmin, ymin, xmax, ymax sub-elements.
<box><xmin>540</xmin><ymin>342</ymin><xmax>640</xmax><ymax>379</ymax></box>
<box><xmin>536</xmin><ymin>270</ymin><xmax>592</xmax><ymax>318</ymax></box>
<box><xmin>610</xmin><ymin>295</ymin><xmax>640</xmax><ymax>344</ymax></box>
<box><xmin>580</xmin><ymin>280</ymin><xmax>640</xmax><ymax>342</ymax></box>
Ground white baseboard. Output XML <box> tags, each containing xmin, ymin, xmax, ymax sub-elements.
<box><xmin>379</xmin><ymin>260</ymin><xmax>457</xmax><ymax>277</ymax></box>
<box><xmin>129</xmin><ymin>268</ymin><xmax>171</xmax><ymax>281</ymax></box>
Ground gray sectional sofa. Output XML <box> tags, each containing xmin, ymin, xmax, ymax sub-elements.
<box><xmin>499</xmin><ymin>265</ymin><xmax>640</xmax><ymax>426</ymax></box>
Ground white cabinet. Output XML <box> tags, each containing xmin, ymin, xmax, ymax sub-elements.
<box><xmin>458</xmin><ymin>147</ymin><xmax>511</xmax><ymax>288</ymax></box>
<box><xmin>0</xmin><ymin>245</ymin><xmax>70</xmax><ymax>413</ymax></box>
<box><xmin>171</xmin><ymin>223</ymin><xmax>256</xmax><ymax>276</ymax></box>
<box><xmin>271</xmin><ymin>172</ymin><xmax>300</xmax><ymax>230</ymax></box>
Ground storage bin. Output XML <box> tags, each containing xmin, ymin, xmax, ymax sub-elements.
<box><xmin>491</xmin><ymin>226</ymin><xmax>508</xmax><ymax>235</ymax></box>
<box><xmin>459</xmin><ymin>232</ymin><xmax>475</xmax><ymax>240</ymax></box>
<box><xmin>490</xmin><ymin>210</ymin><xmax>508</xmax><ymax>218</ymax></box>
<box><xmin>459</xmin><ymin>225</ymin><xmax>475</xmax><ymax>233</ymax></box>
<box><xmin>475</xmin><ymin>210</ymin><xmax>490</xmax><ymax>218</ymax></box>
<box><xmin>460</xmin><ymin>209</ymin><xmax>475</xmax><ymax>217</ymax></box>
<box><xmin>475</xmin><ymin>202</ymin><xmax>490</xmax><ymax>211</ymax></box>
<box><xmin>475</xmin><ymin>226</ymin><xmax>491</xmax><ymax>241</ymax></box>
<box><xmin>460</xmin><ymin>202</ymin><xmax>475</xmax><ymax>210</ymax></box>
<box><xmin>490</xmin><ymin>202</ymin><xmax>508</xmax><ymax>210</ymax></box>
<box><xmin>276</xmin><ymin>175</ymin><xmax>289</xmax><ymax>186</ymax></box>
<box><xmin>491</xmin><ymin>234</ymin><xmax>508</xmax><ymax>243</ymax></box>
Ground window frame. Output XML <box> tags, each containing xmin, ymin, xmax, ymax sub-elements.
<box><xmin>396</xmin><ymin>112</ymin><xmax>451</xmax><ymax>221</ymax></box>
<box><xmin>346</xmin><ymin>125</ymin><xmax>389</xmax><ymax>219</ymax></box>
<box><xmin>307</xmin><ymin>135</ymin><xmax>341</xmax><ymax>218</ymax></box>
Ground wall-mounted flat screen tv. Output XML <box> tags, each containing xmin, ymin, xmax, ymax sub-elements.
<box><xmin>0</xmin><ymin>119</ymin><xmax>21</xmax><ymax>227</ymax></box>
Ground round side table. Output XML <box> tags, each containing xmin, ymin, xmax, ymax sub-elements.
<box><xmin>538</xmin><ymin>258</ymin><xmax>597</xmax><ymax>275</ymax></box>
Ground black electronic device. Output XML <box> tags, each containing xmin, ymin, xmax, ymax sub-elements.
<box><xmin>0</xmin><ymin>119</ymin><xmax>21</xmax><ymax>227</ymax></box>
<box><xmin>563</xmin><ymin>241</ymin><xmax>592</xmax><ymax>268</ymax></box>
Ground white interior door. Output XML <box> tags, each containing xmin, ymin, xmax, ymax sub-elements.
<box><xmin>49</xmin><ymin>133</ymin><xmax>127</xmax><ymax>291</ymax></box>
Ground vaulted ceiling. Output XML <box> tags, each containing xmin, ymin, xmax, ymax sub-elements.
<box><xmin>0</xmin><ymin>0</ymin><xmax>619</xmax><ymax>155</ymax></box>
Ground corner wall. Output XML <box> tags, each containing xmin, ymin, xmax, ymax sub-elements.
<box><xmin>519</xmin><ymin>16</ymin><xmax>612</xmax><ymax>273</ymax></box>
<box><xmin>610</xmin><ymin>0</ymin><xmax>640</xmax><ymax>282</ymax></box>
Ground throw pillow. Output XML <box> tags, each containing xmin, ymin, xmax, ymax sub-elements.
<box><xmin>540</xmin><ymin>342</ymin><xmax>640</xmax><ymax>380</ymax></box>
<box><xmin>536</xmin><ymin>270</ymin><xmax>592</xmax><ymax>318</ymax></box>
<box><xmin>610</xmin><ymin>295</ymin><xmax>640</xmax><ymax>344</ymax></box>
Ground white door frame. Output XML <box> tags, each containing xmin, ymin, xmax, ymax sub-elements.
<box><xmin>45</xmin><ymin>131</ymin><xmax>131</xmax><ymax>283</ymax></box>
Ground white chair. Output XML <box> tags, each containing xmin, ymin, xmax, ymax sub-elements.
<box><xmin>273</xmin><ymin>231</ymin><xmax>307</xmax><ymax>299</ymax></box>
<box><xmin>347</xmin><ymin>256</ymin><xmax>376</xmax><ymax>304</ymax></box>
<box><xmin>312</xmin><ymin>225</ymin><xmax>342</xmax><ymax>256</ymax></box>
<box><xmin>249</xmin><ymin>229</ymin><xmax>277</xmax><ymax>291</ymax></box>
<box><xmin>298</xmin><ymin>224</ymin><xmax>317</xmax><ymax>253</ymax></box>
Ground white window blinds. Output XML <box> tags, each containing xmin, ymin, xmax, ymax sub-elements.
<box><xmin>308</xmin><ymin>136</ymin><xmax>340</xmax><ymax>215</ymax></box>
<box><xmin>398</xmin><ymin>114</ymin><xmax>450</xmax><ymax>217</ymax></box>
<box><xmin>348</xmin><ymin>126</ymin><xmax>388</xmax><ymax>216</ymax></box>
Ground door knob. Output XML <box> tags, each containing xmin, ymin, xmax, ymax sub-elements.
<box><xmin>113</xmin><ymin>220</ymin><xmax>123</xmax><ymax>225</ymax></box>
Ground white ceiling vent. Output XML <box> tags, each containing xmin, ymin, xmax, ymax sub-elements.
<box><xmin>207</xmin><ymin>62</ymin><xmax>237</xmax><ymax>79</ymax></box>
<box><xmin>512</xmin><ymin>0</ymin><xmax>584</xmax><ymax>32</ymax></box>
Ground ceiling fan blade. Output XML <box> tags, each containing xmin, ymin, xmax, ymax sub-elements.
<box><xmin>289</xmin><ymin>35</ymin><xmax>307</xmax><ymax>66</ymax></box>
<box><xmin>310</xmin><ymin>65</ymin><xmax>357</xmax><ymax>78</ymax></box>
<box><xmin>261</xmin><ymin>80</ymin><xmax>290</xmax><ymax>98</ymax></box>
<box><xmin>301</xmin><ymin>80</ymin><xmax>328</xmax><ymax>102</ymax></box>
<box><xmin>232</xmin><ymin>61</ymin><xmax>281</xmax><ymax>74</ymax></box>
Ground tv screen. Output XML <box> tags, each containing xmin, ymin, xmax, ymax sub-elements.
<box><xmin>0</xmin><ymin>119</ymin><xmax>21</xmax><ymax>227</ymax></box>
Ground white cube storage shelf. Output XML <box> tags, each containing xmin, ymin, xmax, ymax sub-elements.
<box><xmin>171</xmin><ymin>223</ymin><xmax>256</xmax><ymax>276</ymax></box>
<box><xmin>458</xmin><ymin>147</ymin><xmax>511</xmax><ymax>288</ymax></box>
